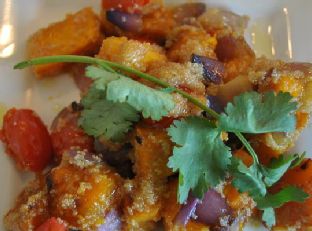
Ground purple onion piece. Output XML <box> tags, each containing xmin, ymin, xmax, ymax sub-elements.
<box><xmin>191</xmin><ymin>54</ymin><xmax>224</xmax><ymax>85</ymax></box>
<box><xmin>106</xmin><ymin>10</ymin><xmax>142</xmax><ymax>32</ymax></box>
<box><xmin>206</xmin><ymin>95</ymin><xmax>224</xmax><ymax>113</ymax></box>
<box><xmin>173</xmin><ymin>3</ymin><xmax>206</xmax><ymax>24</ymax></box>
<box><xmin>174</xmin><ymin>194</ymin><xmax>199</xmax><ymax>226</ymax></box>
<box><xmin>98</xmin><ymin>210</ymin><xmax>122</xmax><ymax>231</ymax></box>
<box><xmin>195</xmin><ymin>189</ymin><xmax>232</xmax><ymax>226</ymax></box>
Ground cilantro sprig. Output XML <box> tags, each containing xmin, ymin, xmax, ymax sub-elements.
<box><xmin>79</xmin><ymin>86</ymin><xmax>140</xmax><ymax>141</ymax></box>
<box><xmin>167</xmin><ymin>117</ymin><xmax>231</xmax><ymax>203</ymax></box>
<box><xmin>15</xmin><ymin>55</ymin><xmax>309</xmax><ymax>228</ymax></box>
<box><xmin>220</xmin><ymin>91</ymin><xmax>297</xmax><ymax>133</ymax></box>
<box><xmin>85</xmin><ymin>66</ymin><xmax>174</xmax><ymax>120</ymax></box>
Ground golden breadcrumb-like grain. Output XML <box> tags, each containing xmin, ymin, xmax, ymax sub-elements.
<box><xmin>167</xmin><ymin>25</ymin><xmax>217</xmax><ymax>63</ymax></box>
<box><xmin>97</xmin><ymin>36</ymin><xmax>167</xmax><ymax>72</ymax></box>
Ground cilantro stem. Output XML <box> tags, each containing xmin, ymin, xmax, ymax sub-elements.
<box><xmin>234</xmin><ymin>132</ymin><xmax>259</xmax><ymax>164</ymax></box>
<box><xmin>14</xmin><ymin>55</ymin><xmax>256</xmax><ymax>160</ymax></box>
<box><xmin>15</xmin><ymin>55</ymin><xmax>220</xmax><ymax>119</ymax></box>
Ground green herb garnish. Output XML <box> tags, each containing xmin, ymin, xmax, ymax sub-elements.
<box><xmin>79</xmin><ymin>87</ymin><xmax>140</xmax><ymax>141</ymax></box>
<box><xmin>219</xmin><ymin>91</ymin><xmax>297</xmax><ymax>133</ymax></box>
<box><xmin>14</xmin><ymin>55</ymin><xmax>310</xmax><ymax>228</ymax></box>
<box><xmin>255</xmin><ymin>186</ymin><xmax>309</xmax><ymax>227</ymax></box>
<box><xmin>167</xmin><ymin>117</ymin><xmax>231</xmax><ymax>203</ymax></box>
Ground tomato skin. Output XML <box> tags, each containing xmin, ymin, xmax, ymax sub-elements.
<box><xmin>50</xmin><ymin>106</ymin><xmax>94</xmax><ymax>159</ymax></box>
<box><xmin>35</xmin><ymin>217</ymin><xmax>66</xmax><ymax>231</ymax></box>
<box><xmin>51</xmin><ymin>126</ymin><xmax>94</xmax><ymax>158</ymax></box>
<box><xmin>102</xmin><ymin>0</ymin><xmax>149</xmax><ymax>12</ymax></box>
<box><xmin>1</xmin><ymin>108</ymin><xmax>53</xmax><ymax>171</ymax></box>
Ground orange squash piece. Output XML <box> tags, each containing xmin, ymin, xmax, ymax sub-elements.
<box><xmin>97</xmin><ymin>36</ymin><xmax>167</xmax><ymax>72</ymax></box>
<box><xmin>49</xmin><ymin>151</ymin><xmax>123</xmax><ymax>230</ymax></box>
<box><xmin>167</xmin><ymin>26</ymin><xmax>216</xmax><ymax>63</ymax></box>
<box><xmin>123</xmin><ymin>125</ymin><xmax>173</xmax><ymax>230</ymax></box>
<box><xmin>4</xmin><ymin>175</ymin><xmax>49</xmax><ymax>231</ymax></box>
<box><xmin>27</xmin><ymin>8</ymin><xmax>102</xmax><ymax>78</ymax></box>
<box><xmin>271</xmin><ymin>159</ymin><xmax>312</xmax><ymax>229</ymax></box>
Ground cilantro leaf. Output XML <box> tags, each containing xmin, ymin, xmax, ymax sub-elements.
<box><xmin>85</xmin><ymin>66</ymin><xmax>119</xmax><ymax>91</ymax></box>
<box><xmin>167</xmin><ymin>117</ymin><xmax>231</xmax><ymax>203</ymax></box>
<box><xmin>219</xmin><ymin>91</ymin><xmax>297</xmax><ymax>133</ymax></box>
<box><xmin>79</xmin><ymin>87</ymin><xmax>139</xmax><ymax>141</ymax></box>
<box><xmin>255</xmin><ymin>186</ymin><xmax>309</xmax><ymax>209</ymax></box>
<box><xmin>262</xmin><ymin>207</ymin><xmax>275</xmax><ymax>228</ymax></box>
<box><xmin>107</xmin><ymin>77</ymin><xmax>174</xmax><ymax>120</ymax></box>
<box><xmin>80</xmin><ymin>85</ymin><xmax>106</xmax><ymax>107</ymax></box>
<box><xmin>86</xmin><ymin>66</ymin><xmax>175</xmax><ymax>121</ymax></box>
<box><xmin>230</xmin><ymin>158</ymin><xmax>267</xmax><ymax>198</ymax></box>
<box><xmin>262</xmin><ymin>154</ymin><xmax>304</xmax><ymax>186</ymax></box>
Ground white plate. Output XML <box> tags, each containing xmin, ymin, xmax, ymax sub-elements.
<box><xmin>0</xmin><ymin>1</ymin><xmax>311</xmax><ymax>230</ymax></box>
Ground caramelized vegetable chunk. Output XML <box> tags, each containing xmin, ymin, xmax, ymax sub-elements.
<box><xmin>223</xmin><ymin>183</ymin><xmax>256</xmax><ymax>225</ymax></box>
<box><xmin>198</xmin><ymin>8</ymin><xmax>248</xmax><ymax>37</ymax></box>
<box><xmin>35</xmin><ymin>217</ymin><xmax>66</xmax><ymax>231</ymax></box>
<box><xmin>97</xmin><ymin>36</ymin><xmax>167</xmax><ymax>72</ymax></box>
<box><xmin>27</xmin><ymin>8</ymin><xmax>102</xmax><ymax>78</ymax></box>
<box><xmin>50</xmin><ymin>105</ymin><xmax>94</xmax><ymax>160</ymax></box>
<box><xmin>250</xmin><ymin>59</ymin><xmax>312</xmax><ymax>157</ymax></box>
<box><xmin>123</xmin><ymin>125</ymin><xmax>173</xmax><ymax>230</ymax></box>
<box><xmin>4</xmin><ymin>175</ymin><xmax>49</xmax><ymax>231</ymax></box>
<box><xmin>49</xmin><ymin>151</ymin><xmax>123</xmax><ymax>230</ymax></box>
<box><xmin>148</xmin><ymin>62</ymin><xmax>206</xmax><ymax>117</ymax></box>
<box><xmin>71</xmin><ymin>63</ymin><xmax>94</xmax><ymax>95</ymax></box>
<box><xmin>161</xmin><ymin>179</ymin><xmax>210</xmax><ymax>231</ymax></box>
<box><xmin>167</xmin><ymin>26</ymin><xmax>217</xmax><ymax>63</ymax></box>
<box><xmin>216</xmin><ymin>35</ymin><xmax>255</xmax><ymax>82</ymax></box>
<box><xmin>271</xmin><ymin>159</ymin><xmax>312</xmax><ymax>229</ymax></box>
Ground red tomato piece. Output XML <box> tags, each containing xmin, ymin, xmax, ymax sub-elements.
<box><xmin>50</xmin><ymin>106</ymin><xmax>94</xmax><ymax>159</ymax></box>
<box><xmin>1</xmin><ymin>108</ymin><xmax>53</xmax><ymax>171</ymax></box>
<box><xmin>51</xmin><ymin>126</ymin><xmax>94</xmax><ymax>158</ymax></box>
<box><xmin>102</xmin><ymin>0</ymin><xmax>149</xmax><ymax>12</ymax></box>
<box><xmin>35</xmin><ymin>217</ymin><xmax>66</xmax><ymax>231</ymax></box>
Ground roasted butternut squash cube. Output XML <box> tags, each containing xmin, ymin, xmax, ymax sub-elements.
<box><xmin>97</xmin><ymin>36</ymin><xmax>167</xmax><ymax>72</ymax></box>
<box><xmin>216</xmin><ymin>35</ymin><xmax>255</xmax><ymax>82</ymax></box>
<box><xmin>250</xmin><ymin>60</ymin><xmax>312</xmax><ymax>157</ymax></box>
<box><xmin>148</xmin><ymin>62</ymin><xmax>206</xmax><ymax>117</ymax></box>
<box><xmin>4</xmin><ymin>175</ymin><xmax>49</xmax><ymax>231</ymax></box>
<box><xmin>49</xmin><ymin>151</ymin><xmax>123</xmax><ymax>230</ymax></box>
<box><xmin>167</xmin><ymin>25</ymin><xmax>217</xmax><ymax>63</ymax></box>
<box><xmin>123</xmin><ymin>125</ymin><xmax>173</xmax><ymax>230</ymax></box>
<box><xmin>27</xmin><ymin>8</ymin><xmax>102</xmax><ymax>78</ymax></box>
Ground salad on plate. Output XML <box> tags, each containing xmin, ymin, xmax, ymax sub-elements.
<box><xmin>1</xmin><ymin>1</ymin><xmax>312</xmax><ymax>230</ymax></box>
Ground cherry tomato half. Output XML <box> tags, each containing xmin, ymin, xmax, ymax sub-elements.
<box><xmin>102</xmin><ymin>0</ymin><xmax>150</xmax><ymax>12</ymax></box>
<box><xmin>50</xmin><ymin>106</ymin><xmax>94</xmax><ymax>159</ymax></box>
<box><xmin>35</xmin><ymin>217</ymin><xmax>66</xmax><ymax>231</ymax></box>
<box><xmin>51</xmin><ymin>126</ymin><xmax>94</xmax><ymax>159</ymax></box>
<box><xmin>1</xmin><ymin>108</ymin><xmax>53</xmax><ymax>171</ymax></box>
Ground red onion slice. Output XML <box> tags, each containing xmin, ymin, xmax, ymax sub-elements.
<box><xmin>195</xmin><ymin>189</ymin><xmax>232</xmax><ymax>226</ymax></box>
<box><xmin>174</xmin><ymin>194</ymin><xmax>199</xmax><ymax>226</ymax></box>
<box><xmin>98</xmin><ymin>210</ymin><xmax>122</xmax><ymax>231</ymax></box>
<box><xmin>191</xmin><ymin>54</ymin><xmax>224</xmax><ymax>84</ymax></box>
<box><xmin>106</xmin><ymin>10</ymin><xmax>142</xmax><ymax>32</ymax></box>
<box><xmin>207</xmin><ymin>95</ymin><xmax>224</xmax><ymax>113</ymax></box>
